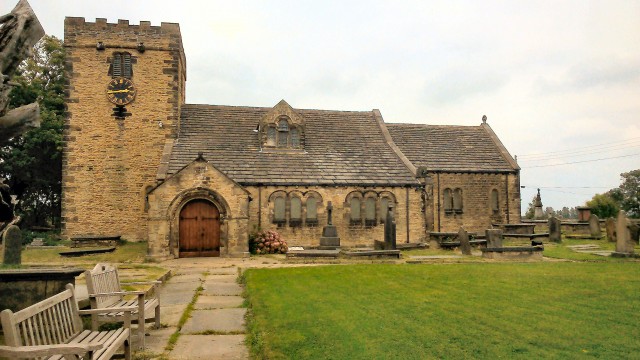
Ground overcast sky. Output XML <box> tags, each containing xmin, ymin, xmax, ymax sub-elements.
<box><xmin>6</xmin><ymin>0</ymin><xmax>640</xmax><ymax>212</ymax></box>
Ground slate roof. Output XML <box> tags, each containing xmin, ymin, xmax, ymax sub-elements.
<box><xmin>386</xmin><ymin>123</ymin><xmax>518</xmax><ymax>173</ymax></box>
<box><xmin>166</xmin><ymin>104</ymin><xmax>420</xmax><ymax>186</ymax></box>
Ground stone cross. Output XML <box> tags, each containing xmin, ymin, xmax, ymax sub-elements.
<box><xmin>326</xmin><ymin>201</ymin><xmax>333</xmax><ymax>226</ymax></box>
<box><xmin>548</xmin><ymin>216</ymin><xmax>562</xmax><ymax>243</ymax></box>
<box><xmin>1</xmin><ymin>224</ymin><xmax>22</xmax><ymax>265</ymax></box>
<box><xmin>458</xmin><ymin>227</ymin><xmax>472</xmax><ymax>255</ymax></box>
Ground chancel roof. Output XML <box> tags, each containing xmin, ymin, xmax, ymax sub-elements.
<box><xmin>386</xmin><ymin>123</ymin><xmax>519</xmax><ymax>173</ymax></box>
<box><xmin>166</xmin><ymin>104</ymin><xmax>420</xmax><ymax>186</ymax></box>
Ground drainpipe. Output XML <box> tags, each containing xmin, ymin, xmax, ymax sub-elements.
<box><xmin>258</xmin><ymin>185</ymin><xmax>262</xmax><ymax>229</ymax></box>
<box><xmin>505</xmin><ymin>174</ymin><xmax>510</xmax><ymax>224</ymax></box>
<box><xmin>406</xmin><ymin>186</ymin><xmax>410</xmax><ymax>243</ymax></box>
<box><xmin>437</xmin><ymin>173</ymin><xmax>441</xmax><ymax>232</ymax></box>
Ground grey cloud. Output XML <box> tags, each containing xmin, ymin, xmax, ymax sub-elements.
<box><xmin>423</xmin><ymin>70</ymin><xmax>509</xmax><ymax>106</ymax></box>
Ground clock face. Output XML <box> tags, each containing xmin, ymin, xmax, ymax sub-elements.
<box><xmin>106</xmin><ymin>77</ymin><xmax>136</xmax><ymax>105</ymax></box>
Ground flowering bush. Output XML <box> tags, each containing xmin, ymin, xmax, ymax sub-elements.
<box><xmin>249</xmin><ymin>230</ymin><xmax>288</xmax><ymax>255</ymax></box>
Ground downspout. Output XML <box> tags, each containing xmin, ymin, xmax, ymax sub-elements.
<box><xmin>406</xmin><ymin>186</ymin><xmax>410</xmax><ymax>243</ymax></box>
<box><xmin>437</xmin><ymin>173</ymin><xmax>441</xmax><ymax>232</ymax></box>
<box><xmin>258</xmin><ymin>185</ymin><xmax>262</xmax><ymax>229</ymax></box>
<box><xmin>505</xmin><ymin>174</ymin><xmax>510</xmax><ymax>224</ymax></box>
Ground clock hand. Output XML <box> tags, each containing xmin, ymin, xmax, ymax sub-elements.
<box><xmin>106</xmin><ymin>89</ymin><xmax>133</xmax><ymax>94</ymax></box>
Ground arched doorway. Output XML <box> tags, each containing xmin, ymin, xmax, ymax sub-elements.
<box><xmin>179</xmin><ymin>199</ymin><xmax>220</xmax><ymax>257</ymax></box>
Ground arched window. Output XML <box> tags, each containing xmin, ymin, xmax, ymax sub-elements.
<box><xmin>380</xmin><ymin>197</ymin><xmax>389</xmax><ymax>223</ymax></box>
<box><xmin>453</xmin><ymin>188</ymin><xmax>463</xmax><ymax>213</ymax></box>
<box><xmin>306</xmin><ymin>197</ymin><xmax>318</xmax><ymax>225</ymax></box>
<box><xmin>443</xmin><ymin>188</ymin><xmax>453</xmax><ymax>214</ymax></box>
<box><xmin>291</xmin><ymin>128</ymin><xmax>300</xmax><ymax>147</ymax></box>
<box><xmin>491</xmin><ymin>189</ymin><xmax>499</xmax><ymax>213</ymax></box>
<box><xmin>365</xmin><ymin>198</ymin><xmax>376</xmax><ymax>226</ymax></box>
<box><xmin>111</xmin><ymin>52</ymin><xmax>132</xmax><ymax>78</ymax></box>
<box><xmin>350</xmin><ymin>197</ymin><xmax>361</xmax><ymax>224</ymax></box>
<box><xmin>290</xmin><ymin>197</ymin><xmax>302</xmax><ymax>226</ymax></box>
<box><xmin>266</xmin><ymin>127</ymin><xmax>276</xmax><ymax>146</ymax></box>
<box><xmin>277</xmin><ymin>118</ymin><xmax>289</xmax><ymax>131</ymax></box>
<box><xmin>274</xmin><ymin>197</ymin><xmax>285</xmax><ymax>223</ymax></box>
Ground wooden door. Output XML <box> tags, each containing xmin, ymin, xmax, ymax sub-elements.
<box><xmin>179</xmin><ymin>200</ymin><xmax>220</xmax><ymax>257</ymax></box>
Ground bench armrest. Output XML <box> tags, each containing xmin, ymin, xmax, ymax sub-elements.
<box><xmin>89</xmin><ymin>291</ymin><xmax>146</xmax><ymax>297</ymax></box>
<box><xmin>123</xmin><ymin>281</ymin><xmax>161</xmax><ymax>285</ymax></box>
<box><xmin>78</xmin><ymin>306</ymin><xmax>137</xmax><ymax>315</ymax></box>
<box><xmin>0</xmin><ymin>343</ymin><xmax>103</xmax><ymax>358</ymax></box>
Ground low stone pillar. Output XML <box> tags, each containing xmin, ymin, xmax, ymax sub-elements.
<box><xmin>589</xmin><ymin>214</ymin><xmax>601</xmax><ymax>238</ymax></box>
<box><xmin>458</xmin><ymin>227</ymin><xmax>471</xmax><ymax>255</ymax></box>
<box><xmin>486</xmin><ymin>229</ymin><xmax>503</xmax><ymax>248</ymax></box>
<box><xmin>548</xmin><ymin>216</ymin><xmax>561</xmax><ymax>243</ymax></box>
<box><xmin>605</xmin><ymin>217</ymin><xmax>616</xmax><ymax>243</ymax></box>
<box><xmin>1</xmin><ymin>225</ymin><xmax>22</xmax><ymax>265</ymax></box>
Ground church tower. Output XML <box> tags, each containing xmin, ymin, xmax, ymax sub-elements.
<box><xmin>62</xmin><ymin>18</ymin><xmax>186</xmax><ymax>241</ymax></box>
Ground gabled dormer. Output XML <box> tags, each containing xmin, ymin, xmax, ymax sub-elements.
<box><xmin>259</xmin><ymin>100</ymin><xmax>305</xmax><ymax>151</ymax></box>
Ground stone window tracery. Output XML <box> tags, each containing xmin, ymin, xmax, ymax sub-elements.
<box><xmin>261</xmin><ymin>115</ymin><xmax>303</xmax><ymax>149</ymax></box>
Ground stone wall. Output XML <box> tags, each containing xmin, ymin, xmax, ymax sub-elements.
<box><xmin>429</xmin><ymin>171</ymin><xmax>521</xmax><ymax>233</ymax></box>
<box><xmin>62</xmin><ymin>18</ymin><xmax>186</xmax><ymax>241</ymax></box>
<box><xmin>245</xmin><ymin>185</ymin><xmax>426</xmax><ymax>247</ymax></box>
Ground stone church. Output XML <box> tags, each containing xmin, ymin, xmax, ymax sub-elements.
<box><xmin>62</xmin><ymin>18</ymin><xmax>521</xmax><ymax>259</ymax></box>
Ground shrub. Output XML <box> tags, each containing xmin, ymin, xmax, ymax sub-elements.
<box><xmin>249</xmin><ymin>230</ymin><xmax>288</xmax><ymax>255</ymax></box>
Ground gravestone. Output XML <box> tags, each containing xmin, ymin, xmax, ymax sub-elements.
<box><xmin>486</xmin><ymin>229</ymin><xmax>503</xmax><ymax>248</ymax></box>
<box><xmin>458</xmin><ymin>227</ymin><xmax>472</xmax><ymax>255</ymax></box>
<box><xmin>605</xmin><ymin>217</ymin><xmax>616</xmax><ymax>243</ymax></box>
<box><xmin>319</xmin><ymin>201</ymin><xmax>340</xmax><ymax>248</ymax></box>
<box><xmin>612</xmin><ymin>210</ymin><xmax>634</xmax><ymax>257</ymax></box>
<box><xmin>1</xmin><ymin>224</ymin><xmax>22</xmax><ymax>264</ymax></box>
<box><xmin>548</xmin><ymin>216</ymin><xmax>561</xmax><ymax>243</ymax></box>
<box><xmin>29</xmin><ymin>237</ymin><xmax>44</xmax><ymax>246</ymax></box>
<box><xmin>589</xmin><ymin>214</ymin><xmax>601</xmax><ymax>238</ymax></box>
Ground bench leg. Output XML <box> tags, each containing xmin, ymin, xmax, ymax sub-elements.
<box><xmin>155</xmin><ymin>304</ymin><xmax>161</xmax><ymax>329</ymax></box>
<box><xmin>137</xmin><ymin>294</ymin><xmax>145</xmax><ymax>350</ymax></box>
<box><xmin>124</xmin><ymin>337</ymin><xmax>131</xmax><ymax>360</ymax></box>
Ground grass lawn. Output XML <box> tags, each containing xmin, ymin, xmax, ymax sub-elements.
<box><xmin>244</xmin><ymin>263</ymin><xmax>640</xmax><ymax>359</ymax></box>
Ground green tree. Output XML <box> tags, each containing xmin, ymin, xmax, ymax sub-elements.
<box><xmin>617</xmin><ymin>170</ymin><xmax>640</xmax><ymax>218</ymax></box>
<box><xmin>524</xmin><ymin>195</ymin><xmax>536</xmax><ymax>219</ymax></box>
<box><xmin>0</xmin><ymin>36</ymin><xmax>65</xmax><ymax>228</ymax></box>
<box><xmin>587</xmin><ymin>193</ymin><xmax>620</xmax><ymax>219</ymax></box>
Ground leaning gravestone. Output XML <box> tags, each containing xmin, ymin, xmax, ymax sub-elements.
<box><xmin>589</xmin><ymin>214</ymin><xmax>601</xmax><ymax>238</ymax></box>
<box><xmin>486</xmin><ymin>229</ymin><xmax>503</xmax><ymax>248</ymax></box>
<box><xmin>612</xmin><ymin>211</ymin><xmax>635</xmax><ymax>257</ymax></box>
<box><xmin>605</xmin><ymin>217</ymin><xmax>616</xmax><ymax>243</ymax></box>
<box><xmin>548</xmin><ymin>216</ymin><xmax>562</xmax><ymax>243</ymax></box>
<box><xmin>458</xmin><ymin>227</ymin><xmax>472</xmax><ymax>255</ymax></box>
<box><xmin>1</xmin><ymin>224</ymin><xmax>22</xmax><ymax>264</ymax></box>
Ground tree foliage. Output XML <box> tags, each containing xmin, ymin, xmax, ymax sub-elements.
<box><xmin>587</xmin><ymin>193</ymin><xmax>620</xmax><ymax>219</ymax></box>
<box><xmin>0</xmin><ymin>35</ymin><xmax>65</xmax><ymax>228</ymax></box>
<box><xmin>616</xmin><ymin>170</ymin><xmax>640</xmax><ymax>218</ymax></box>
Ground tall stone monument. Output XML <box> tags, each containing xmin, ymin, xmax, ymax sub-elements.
<box><xmin>384</xmin><ymin>203</ymin><xmax>397</xmax><ymax>250</ymax></box>
<box><xmin>319</xmin><ymin>201</ymin><xmax>340</xmax><ymax>249</ymax></box>
<box><xmin>533</xmin><ymin>188</ymin><xmax>544</xmax><ymax>219</ymax></box>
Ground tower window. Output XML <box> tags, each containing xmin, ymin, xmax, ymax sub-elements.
<box><xmin>111</xmin><ymin>52</ymin><xmax>133</xmax><ymax>78</ymax></box>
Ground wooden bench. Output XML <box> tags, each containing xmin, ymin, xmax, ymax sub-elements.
<box><xmin>85</xmin><ymin>263</ymin><xmax>161</xmax><ymax>350</ymax></box>
<box><xmin>0</xmin><ymin>284</ymin><xmax>132</xmax><ymax>360</ymax></box>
